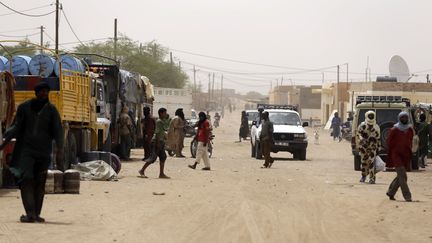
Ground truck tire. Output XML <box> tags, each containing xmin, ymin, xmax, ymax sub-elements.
<box><xmin>255</xmin><ymin>141</ymin><xmax>262</xmax><ymax>159</ymax></box>
<box><xmin>354</xmin><ymin>155</ymin><xmax>361</xmax><ymax>171</ymax></box>
<box><xmin>60</xmin><ymin>133</ymin><xmax>77</xmax><ymax>172</ymax></box>
<box><xmin>110</xmin><ymin>153</ymin><xmax>122</xmax><ymax>173</ymax></box>
<box><xmin>251</xmin><ymin>141</ymin><xmax>256</xmax><ymax>157</ymax></box>
<box><xmin>299</xmin><ymin>149</ymin><xmax>306</xmax><ymax>161</ymax></box>
<box><xmin>293</xmin><ymin>151</ymin><xmax>299</xmax><ymax>160</ymax></box>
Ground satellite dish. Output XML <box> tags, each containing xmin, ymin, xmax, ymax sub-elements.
<box><xmin>389</xmin><ymin>55</ymin><xmax>410</xmax><ymax>82</ymax></box>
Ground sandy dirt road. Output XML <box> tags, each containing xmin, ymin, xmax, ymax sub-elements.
<box><xmin>1</xmin><ymin>107</ymin><xmax>432</xmax><ymax>243</ymax></box>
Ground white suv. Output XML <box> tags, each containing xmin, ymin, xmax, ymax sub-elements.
<box><xmin>250</xmin><ymin>104</ymin><xmax>308</xmax><ymax>160</ymax></box>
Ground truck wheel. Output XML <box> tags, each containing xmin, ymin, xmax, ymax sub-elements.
<box><xmin>255</xmin><ymin>141</ymin><xmax>262</xmax><ymax>160</ymax></box>
<box><xmin>299</xmin><ymin>149</ymin><xmax>307</xmax><ymax>161</ymax></box>
<box><xmin>190</xmin><ymin>139</ymin><xmax>197</xmax><ymax>158</ymax></box>
<box><xmin>354</xmin><ymin>155</ymin><xmax>361</xmax><ymax>171</ymax></box>
<box><xmin>251</xmin><ymin>141</ymin><xmax>256</xmax><ymax>157</ymax></box>
<box><xmin>60</xmin><ymin>133</ymin><xmax>77</xmax><ymax>172</ymax></box>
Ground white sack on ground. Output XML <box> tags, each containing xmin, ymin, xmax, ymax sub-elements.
<box><xmin>72</xmin><ymin>160</ymin><xmax>118</xmax><ymax>181</ymax></box>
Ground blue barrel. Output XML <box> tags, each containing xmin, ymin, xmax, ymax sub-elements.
<box><xmin>54</xmin><ymin>55</ymin><xmax>84</xmax><ymax>76</ymax></box>
<box><xmin>29</xmin><ymin>54</ymin><xmax>55</xmax><ymax>77</ymax></box>
<box><xmin>0</xmin><ymin>56</ymin><xmax>8</xmax><ymax>71</ymax></box>
<box><xmin>5</xmin><ymin>55</ymin><xmax>31</xmax><ymax>76</ymax></box>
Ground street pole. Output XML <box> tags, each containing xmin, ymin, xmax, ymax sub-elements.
<box><xmin>193</xmin><ymin>65</ymin><xmax>196</xmax><ymax>94</ymax></box>
<box><xmin>212</xmin><ymin>73</ymin><xmax>215</xmax><ymax>105</ymax></box>
<box><xmin>114</xmin><ymin>18</ymin><xmax>118</xmax><ymax>63</ymax></box>
<box><xmin>336</xmin><ymin>65</ymin><xmax>340</xmax><ymax>116</ymax></box>
<box><xmin>170</xmin><ymin>52</ymin><xmax>173</xmax><ymax>66</ymax></box>
<box><xmin>40</xmin><ymin>25</ymin><xmax>44</xmax><ymax>54</ymax></box>
<box><xmin>208</xmin><ymin>73</ymin><xmax>211</xmax><ymax>106</ymax></box>
<box><xmin>55</xmin><ymin>0</ymin><xmax>59</xmax><ymax>55</ymax></box>
<box><xmin>220</xmin><ymin>75</ymin><xmax>223</xmax><ymax>108</ymax></box>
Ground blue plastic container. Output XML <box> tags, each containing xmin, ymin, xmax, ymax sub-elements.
<box><xmin>5</xmin><ymin>55</ymin><xmax>31</xmax><ymax>75</ymax></box>
<box><xmin>29</xmin><ymin>54</ymin><xmax>55</xmax><ymax>77</ymax></box>
<box><xmin>54</xmin><ymin>55</ymin><xmax>84</xmax><ymax>76</ymax></box>
<box><xmin>0</xmin><ymin>56</ymin><xmax>8</xmax><ymax>71</ymax></box>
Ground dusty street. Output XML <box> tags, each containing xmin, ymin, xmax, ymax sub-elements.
<box><xmin>1</xmin><ymin>109</ymin><xmax>432</xmax><ymax>243</ymax></box>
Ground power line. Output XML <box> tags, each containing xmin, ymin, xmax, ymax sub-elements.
<box><xmin>61</xmin><ymin>8</ymin><xmax>84</xmax><ymax>45</ymax></box>
<box><xmin>170</xmin><ymin>47</ymin><xmax>339</xmax><ymax>72</ymax></box>
<box><xmin>0</xmin><ymin>3</ymin><xmax>53</xmax><ymax>17</ymax></box>
<box><xmin>0</xmin><ymin>27</ymin><xmax>39</xmax><ymax>33</ymax></box>
<box><xmin>0</xmin><ymin>1</ymin><xmax>55</xmax><ymax>17</ymax></box>
<box><xmin>0</xmin><ymin>32</ymin><xmax>39</xmax><ymax>38</ymax></box>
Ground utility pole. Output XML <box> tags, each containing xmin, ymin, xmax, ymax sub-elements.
<box><xmin>346</xmin><ymin>63</ymin><xmax>349</xmax><ymax>83</ymax></box>
<box><xmin>208</xmin><ymin>73</ymin><xmax>211</xmax><ymax>106</ymax></box>
<box><xmin>336</xmin><ymin>65</ymin><xmax>340</xmax><ymax>115</ymax></box>
<box><xmin>220</xmin><ymin>74</ymin><xmax>223</xmax><ymax>107</ymax></box>
<box><xmin>281</xmin><ymin>76</ymin><xmax>284</xmax><ymax>86</ymax></box>
<box><xmin>212</xmin><ymin>73</ymin><xmax>215</xmax><ymax>104</ymax></box>
<box><xmin>170</xmin><ymin>52</ymin><xmax>173</xmax><ymax>66</ymax></box>
<box><xmin>114</xmin><ymin>18</ymin><xmax>118</xmax><ymax>62</ymax></box>
<box><xmin>40</xmin><ymin>25</ymin><xmax>44</xmax><ymax>54</ymax></box>
<box><xmin>365</xmin><ymin>56</ymin><xmax>369</xmax><ymax>82</ymax></box>
<box><xmin>55</xmin><ymin>0</ymin><xmax>60</xmax><ymax>55</ymax></box>
<box><xmin>179</xmin><ymin>61</ymin><xmax>181</xmax><ymax>71</ymax></box>
<box><xmin>193</xmin><ymin>65</ymin><xmax>196</xmax><ymax>94</ymax></box>
<box><xmin>322</xmin><ymin>72</ymin><xmax>324</xmax><ymax>84</ymax></box>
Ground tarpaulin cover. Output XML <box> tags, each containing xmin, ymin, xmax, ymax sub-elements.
<box><xmin>119</xmin><ymin>70</ymin><xmax>146</xmax><ymax>104</ymax></box>
<box><xmin>72</xmin><ymin>160</ymin><xmax>117</xmax><ymax>181</ymax></box>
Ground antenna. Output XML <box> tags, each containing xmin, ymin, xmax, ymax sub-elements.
<box><xmin>389</xmin><ymin>55</ymin><xmax>410</xmax><ymax>82</ymax></box>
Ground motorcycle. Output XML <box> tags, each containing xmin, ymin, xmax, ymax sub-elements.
<box><xmin>341</xmin><ymin>121</ymin><xmax>352</xmax><ymax>141</ymax></box>
<box><xmin>190</xmin><ymin>134</ymin><xmax>214</xmax><ymax>158</ymax></box>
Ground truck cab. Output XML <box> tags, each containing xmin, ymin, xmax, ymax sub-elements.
<box><xmin>351</xmin><ymin>96</ymin><xmax>418</xmax><ymax>171</ymax></box>
<box><xmin>250</xmin><ymin>104</ymin><xmax>308</xmax><ymax>160</ymax></box>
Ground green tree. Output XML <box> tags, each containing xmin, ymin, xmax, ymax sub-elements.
<box><xmin>74</xmin><ymin>35</ymin><xmax>187</xmax><ymax>88</ymax></box>
<box><xmin>0</xmin><ymin>38</ymin><xmax>36</xmax><ymax>57</ymax></box>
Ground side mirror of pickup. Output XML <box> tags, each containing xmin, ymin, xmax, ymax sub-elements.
<box><xmin>302</xmin><ymin>122</ymin><xmax>309</xmax><ymax>127</ymax></box>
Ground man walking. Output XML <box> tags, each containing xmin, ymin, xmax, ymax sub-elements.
<box><xmin>141</xmin><ymin>107</ymin><xmax>155</xmax><ymax>161</ymax></box>
<box><xmin>331</xmin><ymin>112</ymin><xmax>342</xmax><ymax>141</ymax></box>
<box><xmin>260</xmin><ymin>111</ymin><xmax>274</xmax><ymax>168</ymax></box>
<box><xmin>118</xmin><ymin>106</ymin><xmax>133</xmax><ymax>160</ymax></box>
<box><xmin>416</xmin><ymin>113</ymin><xmax>430</xmax><ymax>168</ymax></box>
<box><xmin>188</xmin><ymin>112</ymin><xmax>211</xmax><ymax>170</ymax></box>
<box><xmin>356</xmin><ymin>111</ymin><xmax>381</xmax><ymax>184</ymax></box>
<box><xmin>139</xmin><ymin>108</ymin><xmax>170</xmax><ymax>179</ymax></box>
<box><xmin>386</xmin><ymin>112</ymin><xmax>413</xmax><ymax>202</ymax></box>
<box><xmin>167</xmin><ymin>108</ymin><xmax>186</xmax><ymax>157</ymax></box>
<box><xmin>0</xmin><ymin>82</ymin><xmax>63</xmax><ymax>223</ymax></box>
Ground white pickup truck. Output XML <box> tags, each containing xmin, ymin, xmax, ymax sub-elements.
<box><xmin>250</xmin><ymin>104</ymin><xmax>309</xmax><ymax>160</ymax></box>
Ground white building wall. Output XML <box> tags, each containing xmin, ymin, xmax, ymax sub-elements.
<box><xmin>153</xmin><ymin>87</ymin><xmax>193</xmax><ymax>118</ymax></box>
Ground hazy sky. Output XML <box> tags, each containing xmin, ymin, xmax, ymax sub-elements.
<box><xmin>1</xmin><ymin>0</ymin><xmax>431</xmax><ymax>94</ymax></box>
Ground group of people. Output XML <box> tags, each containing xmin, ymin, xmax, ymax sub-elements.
<box><xmin>137</xmin><ymin>107</ymin><xmax>213</xmax><ymax>178</ymax></box>
<box><xmin>355</xmin><ymin>110</ymin><xmax>431</xmax><ymax>202</ymax></box>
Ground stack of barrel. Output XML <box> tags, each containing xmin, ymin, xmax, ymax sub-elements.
<box><xmin>0</xmin><ymin>54</ymin><xmax>85</xmax><ymax>77</ymax></box>
<box><xmin>45</xmin><ymin>169</ymin><xmax>80</xmax><ymax>194</ymax></box>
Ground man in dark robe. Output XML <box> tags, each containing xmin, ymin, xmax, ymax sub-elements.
<box><xmin>0</xmin><ymin>82</ymin><xmax>64</xmax><ymax>223</ymax></box>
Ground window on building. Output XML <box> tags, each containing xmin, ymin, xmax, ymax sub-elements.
<box><xmin>158</xmin><ymin>90</ymin><xmax>163</xmax><ymax>95</ymax></box>
<box><xmin>174</xmin><ymin>91</ymin><xmax>179</xmax><ymax>96</ymax></box>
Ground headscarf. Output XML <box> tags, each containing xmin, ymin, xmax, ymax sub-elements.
<box><xmin>394</xmin><ymin>111</ymin><xmax>411</xmax><ymax>132</ymax></box>
<box><xmin>365</xmin><ymin>110</ymin><xmax>376</xmax><ymax>125</ymax></box>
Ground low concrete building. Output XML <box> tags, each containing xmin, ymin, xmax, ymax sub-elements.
<box><xmin>321</xmin><ymin>80</ymin><xmax>432</xmax><ymax>123</ymax></box>
<box><xmin>269</xmin><ymin>85</ymin><xmax>322</xmax><ymax>122</ymax></box>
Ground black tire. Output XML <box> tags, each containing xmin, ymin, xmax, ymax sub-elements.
<box><xmin>299</xmin><ymin>149</ymin><xmax>306</xmax><ymax>161</ymax></box>
<box><xmin>110</xmin><ymin>153</ymin><xmax>122</xmax><ymax>173</ymax></box>
<box><xmin>255</xmin><ymin>141</ymin><xmax>262</xmax><ymax>159</ymax></box>
<box><xmin>354</xmin><ymin>155</ymin><xmax>361</xmax><ymax>171</ymax></box>
<box><xmin>103</xmin><ymin>132</ymin><xmax>112</xmax><ymax>153</ymax></box>
<box><xmin>60</xmin><ymin>133</ymin><xmax>77</xmax><ymax>172</ymax></box>
<box><xmin>380</xmin><ymin>122</ymin><xmax>395</xmax><ymax>151</ymax></box>
<box><xmin>190</xmin><ymin>139</ymin><xmax>197</xmax><ymax>158</ymax></box>
<box><xmin>99</xmin><ymin>151</ymin><xmax>112</xmax><ymax>165</ymax></box>
<box><xmin>251</xmin><ymin>141</ymin><xmax>256</xmax><ymax>157</ymax></box>
<box><xmin>81</xmin><ymin>151</ymin><xmax>100</xmax><ymax>162</ymax></box>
